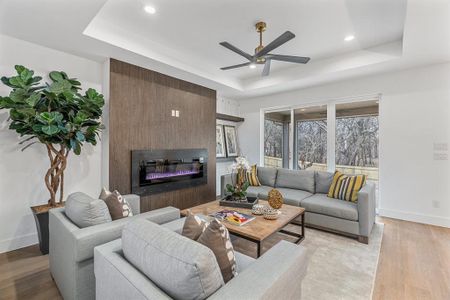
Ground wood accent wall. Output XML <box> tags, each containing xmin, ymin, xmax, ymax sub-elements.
<box><xmin>109</xmin><ymin>59</ymin><xmax>216</xmax><ymax>211</ymax></box>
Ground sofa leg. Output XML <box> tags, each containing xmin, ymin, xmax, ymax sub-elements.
<box><xmin>358</xmin><ymin>236</ymin><xmax>369</xmax><ymax>244</ymax></box>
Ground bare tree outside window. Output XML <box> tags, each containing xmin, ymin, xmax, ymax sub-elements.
<box><xmin>335</xmin><ymin>116</ymin><xmax>379</xmax><ymax>167</ymax></box>
<box><xmin>297</xmin><ymin>120</ymin><xmax>327</xmax><ymax>169</ymax></box>
<box><xmin>264</xmin><ymin>119</ymin><xmax>283</xmax><ymax>157</ymax></box>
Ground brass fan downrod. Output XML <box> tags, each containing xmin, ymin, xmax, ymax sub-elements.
<box><xmin>255</xmin><ymin>21</ymin><xmax>267</xmax><ymax>63</ymax></box>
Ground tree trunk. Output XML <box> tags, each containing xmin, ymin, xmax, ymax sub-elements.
<box><xmin>45</xmin><ymin>144</ymin><xmax>69</xmax><ymax>207</ymax></box>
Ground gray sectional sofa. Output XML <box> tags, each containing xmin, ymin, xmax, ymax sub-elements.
<box><xmin>94</xmin><ymin>217</ymin><xmax>308</xmax><ymax>300</ymax></box>
<box><xmin>221</xmin><ymin>167</ymin><xmax>376</xmax><ymax>243</ymax></box>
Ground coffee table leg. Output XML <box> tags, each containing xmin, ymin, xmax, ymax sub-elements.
<box><xmin>301</xmin><ymin>213</ymin><xmax>305</xmax><ymax>237</ymax></box>
<box><xmin>256</xmin><ymin>241</ymin><xmax>261</xmax><ymax>258</ymax></box>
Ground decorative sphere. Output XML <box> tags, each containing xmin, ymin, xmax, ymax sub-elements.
<box><xmin>268</xmin><ymin>189</ymin><xmax>283</xmax><ymax>209</ymax></box>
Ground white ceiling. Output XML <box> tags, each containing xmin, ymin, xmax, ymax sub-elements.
<box><xmin>1</xmin><ymin>0</ymin><xmax>449</xmax><ymax>99</ymax></box>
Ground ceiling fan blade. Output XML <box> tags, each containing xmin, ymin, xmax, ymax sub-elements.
<box><xmin>256</xmin><ymin>31</ymin><xmax>295</xmax><ymax>57</ymax></box>
<box><xmin>219</xmin><ymin>42</ymin><xmax>253</xmax><ymax>61</ymax></box>
<box><xmin>262</xmin><ymin>59</ymin><xmax>271</xmax><ymax>76</ymax></box>
<box><xmin>268</xmin><ymin>54</ymin><xmax>310</xmax><ymax>64</ymax></box>
<box><xmin>220</xmin><ymin>62</ymin><xmax>251</xmax><ymax>70</ymax></box>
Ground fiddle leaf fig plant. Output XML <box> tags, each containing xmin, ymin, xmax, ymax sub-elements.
<box><xmin>0</xmin><ymin>65</ymin><xmax>104</xmax><ymax>207</ymax></box>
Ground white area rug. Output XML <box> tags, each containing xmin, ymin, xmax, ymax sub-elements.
<box><xmin>301</xmin><ymin>223</ymin><xmax>384</xmax><ymax>300</ymax></box>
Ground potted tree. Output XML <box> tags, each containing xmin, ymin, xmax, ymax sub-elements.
<box><xmin>0</xmin><ymin>65</ymin><xmax>104</xmax><ymax>254</ymax></box>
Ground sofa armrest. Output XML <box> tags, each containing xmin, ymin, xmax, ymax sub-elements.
<box><xmin>73</xmin><ymin>207</ymin><xmax>180</xmax><ymax>262</ymax></box>
<box><xmin>220</xmin><ymin>173</ymin><xmax>233</xmax><ymax>197</ymax></box>
<box><xmin>209</xmin><ymin>241</ymin><xmax>308</xmax><ymax>300</ymax></box>
<box><xmin>94</xmin><ymin>239</ymin><xmax>171</xmax><ymax>300</ymax></box>
<box><xmin>357</xmin><ymin>182</ymin><xmax>376</xmax><ymax>238</ymax></box>
<box><xmin>123</xmin><ymin>194</ymin><xmax>140</xmax><ymax>215</ymax></box>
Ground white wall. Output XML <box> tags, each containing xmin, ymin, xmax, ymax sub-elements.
<box><xmin>216</xmin><ymin>97</ymin><xmax>241</xmax><ymax>195</ymax></box>
<box><xmin>238</xmin><ymin>62</ymin><xmax>450</xmax><ymax>228</ymax></box>
<box><xmin>0</xmin><ymin>35</ymin><xmax>104</xmax><ymax>253</ymax></box>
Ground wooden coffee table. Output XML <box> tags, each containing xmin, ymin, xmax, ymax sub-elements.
<box><xmin>181</xmin><ymin>200</ymin><xmax>305</xmax><ymax>257</ymax></box>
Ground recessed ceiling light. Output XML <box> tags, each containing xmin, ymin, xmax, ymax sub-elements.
<box><xmin>249</xmin><ymin>63</ymin><xmax>256</xmax><ymax>69</ymax></box>
<box><xmin>300</xmin><ymin>108</ymin><xmax>306</xmax><ymax>112</ymax></box>
<box><xmin>344</xmin><ymin>35</ymin><xmax>355</xmax><ymax>41</ymax></box>
<box><xmin>144</xmin><ymin>5</ymin><xmax>156</xmax><ymax>14</ymax></box>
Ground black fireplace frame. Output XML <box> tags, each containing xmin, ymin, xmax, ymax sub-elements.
<box><xmin>131</xmin><ymin>148</ymin><xmax>208</xmax><ymax>196</ymax></box>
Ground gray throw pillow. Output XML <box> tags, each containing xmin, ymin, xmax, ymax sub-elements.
<box><xmin>123</xmin><ymin>219</ymin><xmax>224</xmax><ymax>300</ymax></box>
<box><xmin>65</xmin><ymin>192</ymin><xmax>112</xmax><ymax>228</ymax></box>
<box><xmin>275</xmin><ymin>169</ymin><xmax>315</xmax><ymax>193</ymax></box>
<box><xmin>315</xmin><ymin>171</ymin><xmax>334</xmax><ymax>194</ymax></box>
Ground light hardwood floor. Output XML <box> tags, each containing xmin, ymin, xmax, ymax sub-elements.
<box><xmin>0</xmin><ymin>217</ymin><xmax>449</xmax><ymax>300</ymax></box>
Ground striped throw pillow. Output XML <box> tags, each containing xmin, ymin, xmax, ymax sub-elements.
<box><xmin>246</xmin><ymin>164</ymin><xmax>261</xmax><ymax>186</ymax></box>
<box><xmin>327</xmin><ymin>171</ymin><xmax>366</xmax><ymax>202</ymax></box>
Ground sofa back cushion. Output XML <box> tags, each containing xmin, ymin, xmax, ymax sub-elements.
<box><xmin>257</xmin><ymin>167</ymin><xmax>278</xmax><ymax>187</ymax></box>
<box><xmin>65</xmin><ymin>192</ymin><xmax>112</xmax><ymax>228</ymax></box>
<box><xmin>275</xmin><ymin>169</ymin><xmax>315</xmax><ymax>193</ymax></box>
<box><xmin>122</xmin><ymin>219</ymin><xmax>224</xmax><ymax>300</ymax></box>
<box><xmin>315</xmin><ymin>171</ymin><xmax>334</xmax><ymax>194</ymax></box>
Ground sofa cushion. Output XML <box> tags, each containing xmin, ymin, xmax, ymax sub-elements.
<box><xmin>197</xmin><ymin>219</ymin><xmax>237</xmax><ymax>283</ymax></box>
<box><xmin>257</xmin><ymin>167</ymin><xmax>277</xmax><ymax>187</ymax></box>
<box><xmin>182</xmin><ymin>211</ymin><xmax>209</xmax><ymax>240</ymax></box>
<box><xmin>246</xmin><ymin>164</ymin><xmax>261</xmax><ymax>186</ymax></box>
<box><xmin>275</xmin><ymin>169</ymin><xmax>315</xmax><ymax>193</ymax></box>
<box><xmin>99</xmin><ymin>188</ymin><xmax>133</xmax><ymax>220</ymax></box>
<box><xmin>315</xmin><ymin>171</ymin><xmax>334</xmax><ymax>194</ymax></box>
<box><xmin>300</xmin><ymin>193</ymin><xmax>358</xmax><ymax>221</ymax></box>
<box><xmin>276</xmin><ymin>188</ymin><xmax>313</xmax><ymax>206</ymax></box>
<box><xmin>65</xmin><ymin>192</ymin><xmax>112</xmax><ymax>228</ymax></box>
<box><xmin>122</xmin><ymin>219</ymin><xmax>224</xmax><ymax>300</ymax></box>
<box><xmin>246</xmin><ymin>185</ymin><xmax>273</xmax><ymax>199</ymax></box>
<box><xmin>328</xmin><ymin>171</ymin><xmax>367</xmax><ymax>203</ymax></box>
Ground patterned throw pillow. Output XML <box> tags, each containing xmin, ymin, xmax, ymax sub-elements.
<box><xmin>197</xmin><ymin>219</ymin><xmax>237</xmax><ymax>283</ymax></box>
<box><xmin>181</xmin><ymin>210</ymin><xmax>210</xmax><ymax>240</ymax></box>
<box><xmin>246</xmin><ymin>164</ymin><xmax>261</xmax><ymax>186</ymax></box>
<box><xmin>99</xmin><ymin>188</ymin><xmax>133</xmax><ymax>220</ymax></box>
<box><xmin>327</xmin><ymin>171</ymin><xmax>366</xmax><ymax>203</ymax></box>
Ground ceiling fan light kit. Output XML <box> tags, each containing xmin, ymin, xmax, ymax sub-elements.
<box><xmin>220</xmin><ymin>21</ymin><xmax>310</xmax><ymax>76</ymax></box>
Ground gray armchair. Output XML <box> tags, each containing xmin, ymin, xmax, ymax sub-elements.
<box><xmin>49</xmin><ymin>194</ymin><xmax>180</xmax><ymax>300</ymax></box>
<box><xmin>94</xmin><ymin>217</ymin><xmax>308</xmax><ymax>300</ymax></box>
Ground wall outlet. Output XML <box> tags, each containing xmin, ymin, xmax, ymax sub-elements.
<box><xmin>433</xmin><ymin>142</ymin><xmax>448</xmax><ymax>151</ymax></box>
<box><xmin>433</xmin><ymin>153</ymin><xmax>448</xmax><ymax>161</ymax></box>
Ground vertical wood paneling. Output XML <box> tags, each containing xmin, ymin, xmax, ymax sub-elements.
<box><xmin>109</xmin><ymin>59</ymin><xmax>216</xmax><ymax>211</ymax></box>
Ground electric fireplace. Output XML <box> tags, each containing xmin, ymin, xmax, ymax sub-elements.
<box><xmin>131</xmin><ymin>149</ymin><xmax>208</xmax><ymax>196</ymax></box>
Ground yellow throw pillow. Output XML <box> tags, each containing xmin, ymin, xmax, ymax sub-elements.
<box><xmin>327</xmin><ymin>171</ymin><xmax>366</xmax><ymax>202</ymax></box>
<box><xmin>246</xmin><ymin>164</ymin><xmax>261</xmax><ymax>186</ymax></box>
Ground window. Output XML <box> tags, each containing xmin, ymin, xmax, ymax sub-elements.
<box><xmin>295</xmin><ymin>105</ymin><xmax>327</xmax><ymax>171</ymax></box>
<box><xmin>264</xmin><ymin>118</ymin><xmax>284</xmax><ymax>168</ymax></box>
<box><xmin>335</xmin><ymin>100</ymin><xmax>379</xmax><ymax>181</ymax></box>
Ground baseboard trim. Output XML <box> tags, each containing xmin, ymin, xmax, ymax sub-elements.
<box><xmin>379</xmin><ymin>208</ymin><xmax>450</xmax><ymax>228</ymax></box>
<box><xmin>0</xmin><ymin>233</ymin><xmax>38</xmax><ymax>254</ymax></box>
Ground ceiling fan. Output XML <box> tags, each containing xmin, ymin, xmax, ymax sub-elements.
<box><xmin>220</xmin><ymin>21</ymin><xmax>310</xmax><ymax>76</ymax></box>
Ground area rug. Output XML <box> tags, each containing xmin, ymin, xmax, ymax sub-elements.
<box><xmin>300</xmin><ymin>223</ymin><xmax>384</xmax><ymax>300</ymax></box>
<box><xmin>231</xmin><ymin>222</ymin><xmax>384</xmax><ymax>300</ymax></box>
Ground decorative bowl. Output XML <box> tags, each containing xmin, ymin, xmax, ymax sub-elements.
<box><xmin>252</xmin><ymin>204</ymin><xmax>267</xmax><ymax>215</ymax></box>
<box><xmin>263</xmin><ymin>208</ymin><xmax>281</xmax><ymax>220</ymax></box>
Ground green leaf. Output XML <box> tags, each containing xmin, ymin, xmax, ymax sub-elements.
<box><xmin>15</xmin><ymin>65</ymin><xmax>26</xmax><ymax>74</ymax></box>
<box><xmin>226</xmin><ymin>184</ymin><xmax>235</xmax><ymax>193</ymax></box>
<box><xmin>25</xmin><ymin>94</ymin><xmax>40</xmax><ymax>107</ymax></box>
<box><xmin>9</xmin><ymin>89</ymin><xmax>27</xmax><ymax>102</ymax></box>
<box><xmin>241</xmin><ymin>181</ymin><xmax>250</xmax><ymax>191</ymax></box>
<box><xmin>49</xmin><ymin>71</ymin><xmax>64</xmax><ymax>82</ymax></box>
<box><xmin>75</xmin><ymin>131</ymin><xmax>85</xmax><ymax>142</ymax></box>
<box><xmin>20</xmin><ymin>68</ymin><xmax>33</xmax><ymax>82</ymax></box>
<box><xmin>41</xmin><ymin>125</ymin><xmax>60</xmax><ymax>135</ymax></box>
<box><xmin>49</xmin><ymin>80</ymin><xmax>72</xmax><ymax>94</ymax></box>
